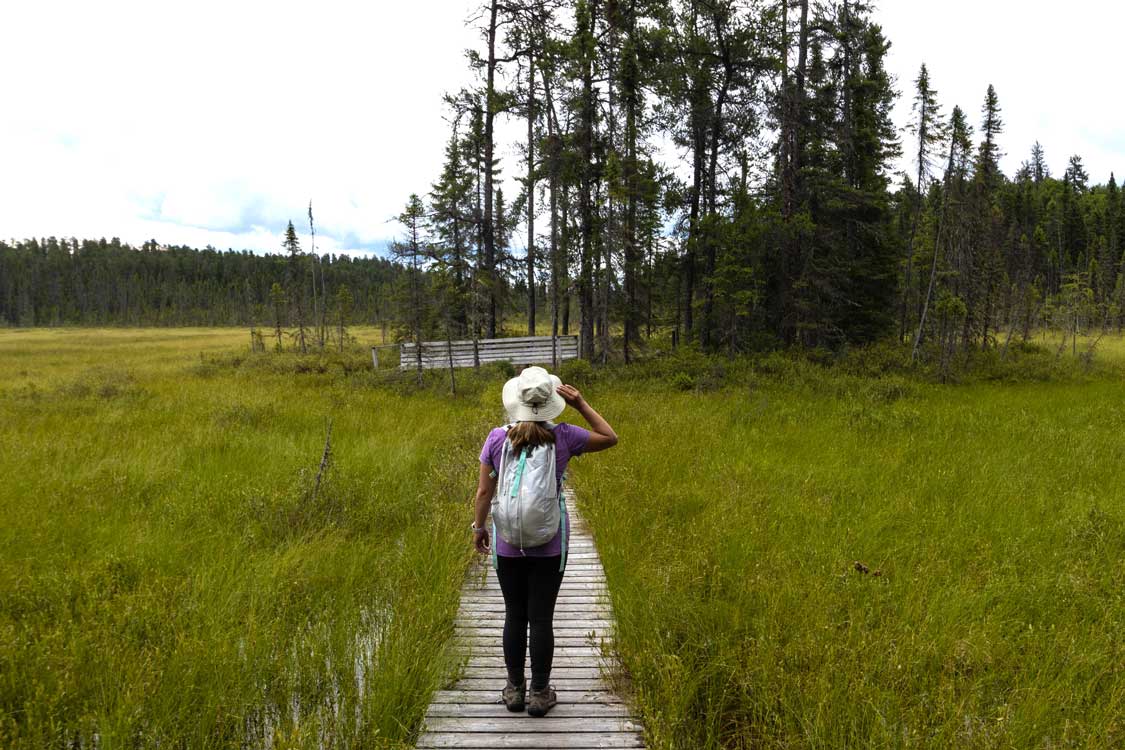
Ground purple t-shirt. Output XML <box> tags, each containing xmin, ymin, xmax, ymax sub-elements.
<box><xmin>480</xmin><ymin>422</ymin><xmax>590</xmax><ymax>557</ymax></box>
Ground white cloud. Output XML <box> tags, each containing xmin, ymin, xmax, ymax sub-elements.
<box><xmin>880</xmin><ymin>0</ymin><xmax>1125</xmax><ymax>182</ymax></box>
<box><xmin>1</xmin><ymin>0</ymin><xmax>1122</xmax><ymax>257</ymax></box>
<box><xmin>1</xmin><ymin>0</ymin><xmax>480</xmax><ymax>254</ymax></box>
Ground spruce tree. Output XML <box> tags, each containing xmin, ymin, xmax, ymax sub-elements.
<box><xmin>1030</xmin><ymin>141</ymin><xmax>1049</xmax><ymax>183</ymax></box>
<box><xmin>913</xmin><ymin>104</ymin><xmax>972</xmax><ymax>360</ymax></box>
<box><xmin>392</xmin><ymin>195</ymin><xmax>429</xmax><ymax>384</ymax></box>
<box><xmin>1065</xmin><ymin>155</ymin><xmax>1089</xmax><ymax>193</ymax></box>
<box><xmin>1097</xmin><ymin>173</ymin><xmax>1119</xmax><ymax>309</ymax></box>
<box><xmin>963</xmin><ymin>85</ymin><xmax>1004</xmax><ymax>349</ymax></box>
<box><xmin>430</xmin><ymin>128</ymin><xmax>475</xmax><ymax>336</ymax></box>
<box><xmin>333</xmin><ymin>284</ymin><xmax>353</xmax><ymax>352</ymax></box>
<box><xmin>901</xmin><ymin>63</ymin><xmax>944</xmax><ymax>339</ymax></box>
<box><xmin>268</xmin><ymin>281</ymin><xmax>287</xmax><ymax>352</ymax></box>
<box><xmin>283</xmin><ymin>220</ymin><xmax>308</xmax><ymax>354</ymax></box>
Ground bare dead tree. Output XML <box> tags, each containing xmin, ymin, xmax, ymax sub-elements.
<box><xmin>311</xmin><ymin>418</ymin><xmax>333</xmax><ymax>506</ymax></box>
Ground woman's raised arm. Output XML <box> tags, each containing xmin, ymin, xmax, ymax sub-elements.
<box><xmin>557</xmin><ymin>384</ymin><xmax>617</xmax><ymax>453</ymax></box>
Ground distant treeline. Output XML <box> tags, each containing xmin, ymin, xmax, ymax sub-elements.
<box><xmin>0</xmin><ymin>237</ymin><xmax>408</xmax><ymax>327</ymax></box>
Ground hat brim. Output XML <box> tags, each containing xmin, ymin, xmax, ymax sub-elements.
<box><xmin>502</xmin><ymin>373</ymin><xmax>566</xmax><ymax>422</ymax></box>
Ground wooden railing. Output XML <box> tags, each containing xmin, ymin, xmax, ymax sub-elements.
<box><xmin>398</xmin><ymin>335</ymin><xmax>579</xmax><ymax>370</ymax></box>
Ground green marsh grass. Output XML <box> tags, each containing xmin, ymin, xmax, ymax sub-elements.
<box><xmin>5</xmin><ymin>328</ymin><xmax>1124</xmax><ymax>748</ymax></box>
<box><xmin>579</xmin><ymin>345</ymin><xmax>1125</xmax><ymax>748</ymax></box>
<box><xmin>0</xmin><ymin>328</ymin><xmax>487</xmax><ymax>748</ymax></box>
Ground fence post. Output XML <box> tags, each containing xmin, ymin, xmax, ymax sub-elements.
<box><xmin>371</xmin><ymin>346</ymin><xmax>379</xmax><ymax>370</ymax></box>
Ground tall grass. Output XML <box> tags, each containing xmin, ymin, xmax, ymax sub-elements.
<box><xmin>0</xmin><ymin>328</ymin><xmax>487</xmax><ymax>748</ymax></box>
<box><xmin>580</xmin><ymin>348</ymin><xmax>1125</xmax><ymax>748</ymax></box>
<box><xmin>5</xmin><ymin>328</ymin><xmax>1124</xmax><ymax>748</ymax></box>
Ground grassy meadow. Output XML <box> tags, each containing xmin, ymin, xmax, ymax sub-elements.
<box><xmin>578</xmin><ymin>345</ymin><xmax>1125</xmax><ymax>748</ymax></box>
<box><xmin>2</xmin><ymin>326</ymin><xmax>1123</xmax><ymax>748</ymax></box>
<box><xmin>0</xmin><ymin>327</ymin><xmax>490</xmax><ymax>748</ymax></box>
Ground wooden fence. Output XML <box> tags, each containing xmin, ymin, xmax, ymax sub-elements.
<box><xmin>398</xmin><ymin>335</ymin><xmax>579</xmax><ymax>370</ymax></box>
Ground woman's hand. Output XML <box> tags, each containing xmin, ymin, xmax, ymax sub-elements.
<box><xmin>474</xmin><ymin>527</ymin><xmax>490</xmax><ymax>553</ymax></box>
<box><xmin>557</xmin><ymin>384</ymin><xmax>585</xmax><ymax>408</ymax></box>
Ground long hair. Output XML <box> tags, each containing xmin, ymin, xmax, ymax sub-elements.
<box><xmin>507</xmin><ymin>421</ymin><xmax>555</xmax><ymax>454</ymax></box>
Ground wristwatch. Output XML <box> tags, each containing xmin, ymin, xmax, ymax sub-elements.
<box><xmin>471</xmin><ymin>523</ymin><xmax>486</xmax><ymax>534</ymax></box>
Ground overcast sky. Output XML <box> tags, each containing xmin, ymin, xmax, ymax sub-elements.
<box><xmin>2</xmin><ymin>0</ymin><xmax>1122</xmax><ymax>257</ymax></box>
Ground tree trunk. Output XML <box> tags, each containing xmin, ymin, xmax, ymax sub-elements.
<box><xmin>578</xmin><ymin>0</ymin><xmax>598</xmax><ymax>359</ymax></box>
<box><xmin>561</xmin><ymin>183</ymin><xmax>572</xmax><ymax>336</ymax></box>
<box><xmin>526</xmin><ymin>54</ymin><xmax>537</xmax><ymax>336</ymax></box>
<box><xmin>622</xmin><ymin>0</ymin><xmax>639</xmax><ymax>364</ymax></box>
<box><xmin>545</xmin><ymin>61</ymin><xmax>561</xmax><ymax>358</ymax></box>
<box><xmin>412</xmin><ymin>250</ymin><xmax>422</xmax><ymax>385</ymax></box>
<box><xmin>484</xmin><ymin>0</ymin><xmax>499</xmax><ymax>338</ymax></box>
<box><xmin>309</xmin><ymin>206</ymin><xmax>320</xmax><ymax>349</ymax></box>
<box><xmin>683</xmin><ymin>9</ymin><xmax>703</xmax><ymax>343</ymax></box>
<box><xmin>901</xmin><ymin>107</ymin><xmax>930</xmax><ymax>342</ymax></box>
<box><xmin>602</xmin><ymin>19</ymin><xmax>617</xmax><ymax>364</ymax></box>
<box><xmin>446</xmin><ymin>315</ymin><xmax>457</xmax><ymax>394</ymax></box>
<box><xmin>700</xmin><ymin>6</ymin><xmax>733</xmax><ymax>350</ymax></box>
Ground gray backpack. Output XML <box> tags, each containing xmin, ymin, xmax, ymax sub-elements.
<box><xmin>490</xmin><ymin>424</ymin><xmax>568</xmax><ymax>570</ymax></box>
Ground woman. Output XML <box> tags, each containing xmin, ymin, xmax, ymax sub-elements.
<box><xmin>471</xmin><ymin>365</ymin><xmax>618</xmax><ymax>717</ymax></box>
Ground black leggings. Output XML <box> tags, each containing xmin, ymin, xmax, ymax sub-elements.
<box><xmin>495</xmin><ymin>554</ymin><xmax>565</xmax><ymax>690</ymax></box>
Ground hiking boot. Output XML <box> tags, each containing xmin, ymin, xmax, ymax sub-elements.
<box><xmin>526</xmin><ymin>684</ymin><xmax>557</xmax><ymax>717</ymax></box>
<box><xmin>502</xmin><ymin>678</ymin><xmax>526</xmax><ymax>712</ymax></box>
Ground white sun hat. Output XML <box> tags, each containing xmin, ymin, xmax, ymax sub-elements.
<box><xmin>502</xmin><ymin>365</ymin><xmax>566</xmax><ymax>422</ymax></box>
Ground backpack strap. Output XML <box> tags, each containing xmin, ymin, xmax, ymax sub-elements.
<box><xmin>558</xmin><ymin>493</ymin><xmax>568</xmax><ymax>573</ymax></box>
<box><xmin>491</xmin><ymin>517</ymin><xmax>498</xmax><ymax>572</ymax></box>
<box><xmin>492</xmin><ymin>425</ymin><xmax>513</xmax><ymax>571</ymax></box>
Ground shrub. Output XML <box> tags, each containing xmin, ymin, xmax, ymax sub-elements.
<box><xmin>838</xmin><ymin>340</ymin><xmax>912</xmax><ymax>377</ymax></box>
<box><xmin>669</xmin><ymin>372</ymin><xmax>695</xmax><ymax>391</ymax></box>
<box><xmin>558</xmin><ymin>357</ymin><xmax>594</xmax><ymax>385</ymax></box>
<box><xmin>490</xmin><ymin>360</ymin><xmax>517</xmax><ymax>379</ymax></box>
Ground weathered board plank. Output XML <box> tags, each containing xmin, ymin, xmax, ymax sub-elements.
<box><xmin>417</xmin><ymin>733</ymin><xmax>644</xmax><ymax>749</ymax></box>
<box><xmin>453</xmin><ymin>666</ymin><xmax>605</xmax><ymax>679</ymax></box>
<box><xmin>426</xmin><ymin>703</ymin><xmax>630</xmax><ymax>718</ymax></box>
<box><xmin>428</xmin><ymin>689</ymin><xmax>623</xmax><ymax>705</ymax></box>
<box><xmin>423</xmin><ymin>717</ymin><xmax>642</xmax><ymax>733</ymax></box>
<box><xmin>415</xmin><ymin>492</ymin><xmax>644</xmax><ymax>749</ymax></box>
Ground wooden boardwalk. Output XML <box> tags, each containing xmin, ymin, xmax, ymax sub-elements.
<box><xmin>416</xmin><ymin>490</ymin><xmax>645</xmax><ymax>749</ymax></box>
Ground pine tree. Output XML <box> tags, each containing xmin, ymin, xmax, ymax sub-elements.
<box><xmin>913</xmin><ymin>104</ymin><xmax>972</xmax><ymax>359</ymax></box>
<box><xmin>1097</xmin><ymin>173</ymin><xmax>1120</xmax><ymax>311</ymax></box>
<box><xmin>791</xmin><ymin>4</ymin><xmax>899</xmax><ymax>346</ymax></box>
<box><xmin>392</xmin><ymin>195</ymin><xmax>429</xmax><ymax>384</ymax></box>
<box><xmin>901</xmin><ymin>63</ymin><xmax>944</xmax><ymax>340</ymax></box>
<box><xmin>1030</xmin><ymin>141</ymin><xmax>1049</xmax><ymax>183</ymax></box>
<box><xmin>333</xmin><ymin>284</ymin><xmax>353</xmax><ymax>352</ymax></box>
<box><xmin>268</xmin><ymin>281</ymin><xmax>287</xmax><ymax>351</ymax></box>
<box><xmin>1065</xmin><ymin>154</ymin><xmax>1089</xmax><ymax>193</ymax></box>
<box><xmin>430</xmin><ymin>128</ymin><xmax>475</xmax><ymax>336</ymax></box>
<box><xmin>963</xmin><ymin>85</ymin><xmax>1004</xmax><ymax>349</ymax></box>
<box><xmin>283</xmin><ymin>220</ymin><xmax>308</xmax><ymax>353</ymax></box>
<box><xmin>976</xmin><ymin>84</ymin><xmax>1004</xmax><ymax>188</ymax></box>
